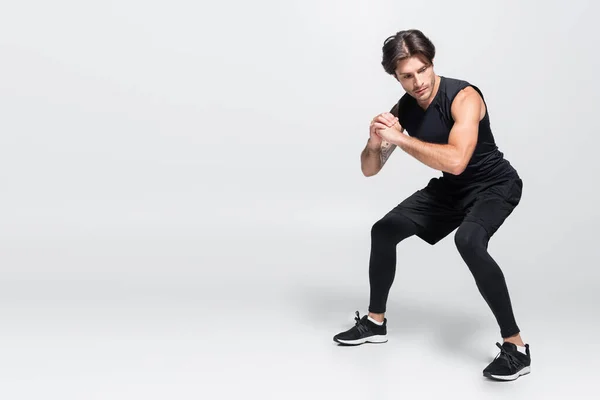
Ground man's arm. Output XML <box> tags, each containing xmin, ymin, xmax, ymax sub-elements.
<box><xmin>360</xmin><ymin>138</ymin><xmax>397</xmax><ymax>176</ymax></box>
<box><xmin>393</xmin><ymin>87</ymin><xmax>482</xmax><ymax>175</ymax></box>
<box><xmin>360</xmin><ymin>103</ymin><xmax>400</xmax><ymax>176</ymax></box>
<box><xmin>379</xmin><ymin>102</ymin><xmax>399</xmax><ymax>167</ymax></box>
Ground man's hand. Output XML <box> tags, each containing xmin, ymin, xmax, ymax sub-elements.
<box><xmin>369</xmin><ymin>112</ymin><xmax>399</xmax><ymax>148</ymax></box>
<box><xmin>374</xmin><ymin>112</ymin><xmax>404</xmax><ymax>144</ymax></box>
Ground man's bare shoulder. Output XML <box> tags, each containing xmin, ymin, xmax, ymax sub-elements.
<box><xmin>451</xmin><ymin>86</ymin><xmax>486</xmax><ymax>120</ymax></box>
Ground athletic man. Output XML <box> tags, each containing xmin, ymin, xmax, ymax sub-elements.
<box><xmin>332</xmin><ymin>29</ymin><xmax>531</xmax><ymax>381</ymax></box>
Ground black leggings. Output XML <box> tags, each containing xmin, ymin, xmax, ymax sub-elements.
<box><xmin>368</xmin><ymin>213</ymin><xmax>520</xmax><ymax>338</ymax></box>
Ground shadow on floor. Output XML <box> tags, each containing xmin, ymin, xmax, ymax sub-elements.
<box><xmin>291</xmin><ymin>283</ymin><xmax>496</xmax><ymax>363</ymax></box>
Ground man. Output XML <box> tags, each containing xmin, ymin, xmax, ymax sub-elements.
<box><xmin>332</xmin><ymin>29</ymin><xmax>531</xmax><ymax>381</ymax></box>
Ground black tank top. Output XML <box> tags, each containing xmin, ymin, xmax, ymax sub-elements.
<box><xmin>392</xmin><ymin>76</ymin><xmax>518</xmax><ymax>187</ymax></box>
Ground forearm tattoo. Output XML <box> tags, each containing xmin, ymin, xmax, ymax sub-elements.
<box><xmin>380</xmin><ymin>140</ymin><xmax>396</xmax><ymax>165</ymax></box>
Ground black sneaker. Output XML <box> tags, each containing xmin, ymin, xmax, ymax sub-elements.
<box><xmin>333</xmin><ymin>311</ymin><xmax>387</xmax><ymax>345</ymax></box>
<box><xmin>483</xmin><ymin>342</ymin><xmax>531</xmax><ymax>381</ymax></box>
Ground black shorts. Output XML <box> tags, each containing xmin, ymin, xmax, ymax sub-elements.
<box><xmin>387</xmin><ymin>175</ymin><xmax>523</xmax><ymax>245</ymax></box>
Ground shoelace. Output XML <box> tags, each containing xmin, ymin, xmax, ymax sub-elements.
<box><xmin>354</xmin><ymin>311</ymin><xmax>370</xmax><ymax>334</ymax></box>
<box><xmin>494</xmin><ymin>342</ymin><xmax>524</xmax><ymax>371</ymax></box>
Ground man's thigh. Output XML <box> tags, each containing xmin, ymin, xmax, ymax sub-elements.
<box><xmin>463</xmin><ymin>177</ymin><xmax>523</xmax><ymax>238</ymax></box>
<box><xmin>386</xmin><ymin>178</ymin><xmax>464</xmax><ymax>245</ymax></box>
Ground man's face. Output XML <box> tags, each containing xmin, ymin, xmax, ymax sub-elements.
<box><xmin>394</xmin><ymin>56</ymin><xmax>436</xmax><ymax>104</ymax></box>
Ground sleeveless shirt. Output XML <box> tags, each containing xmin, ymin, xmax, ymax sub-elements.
<box><xmin>391</xmin><ymin>76</ymin><xmax>518</xmax><ymax>188</ymax></box>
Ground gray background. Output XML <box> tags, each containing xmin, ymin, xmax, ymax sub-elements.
<box><xmin>0</xmin><ymin>0</ymin><xmax>598</xmax><ymax>398</ymax></box>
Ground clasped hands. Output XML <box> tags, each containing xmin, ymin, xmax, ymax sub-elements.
<box><xmin>369</xmin><ymin>112</ymin><xmax>405</xmax><ymax>146</ymax></box>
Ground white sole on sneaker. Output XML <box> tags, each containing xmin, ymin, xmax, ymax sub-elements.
<box><xmin>486</xmin><ymin>366</ymin><xmax>531</xmax><ymax>381</ymax></box>
<box><xmin>334</xmin><ymin>335</ymin><xmax>388</xmax><ymax>345</ymax></box>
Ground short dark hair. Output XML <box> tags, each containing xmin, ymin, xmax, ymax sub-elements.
<box><xmin>381</xmin><ymin>29</ymin><xmax>436</xmax><ymax>77</ymax></box>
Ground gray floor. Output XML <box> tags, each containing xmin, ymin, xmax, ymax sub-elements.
<box><xmin>1</xmin><ymin>228</ymin><xmax>597</xmax><ymax>399</ymax></box>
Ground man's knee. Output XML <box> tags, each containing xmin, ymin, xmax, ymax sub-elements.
<box><xmin>371</xmin><ymin>213</ymin><xmax>417</xmax><ymax>243</ymax></box>
<box><xmin>454</xmin><ymin>221</ymin><xmax>489</xmax><ymax>254</ymax></box>
<box><xmin>371</xmin><ymin>217</ymin><xmax>395</xmax><ymax>241</ymax></box>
